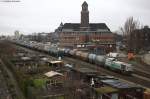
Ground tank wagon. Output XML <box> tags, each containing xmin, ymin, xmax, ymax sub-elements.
<box><xmin>95</xmin><ymin>55</ymin><xmax>106</xmax><ymax>66</ymax></box>
<box><xmin>13</xmin><ymin>40</ymin><xmax>133</xmax><ymax>75</ymax></box>
<box><xmin>64</xmin><ymin>49</ymin><xmax>133</xmax><ymax>75</ymax></box>
<box><xmin>88</xmin><ymin>54</ymin><xmax>96</xmax><ymax>63</ymax></box>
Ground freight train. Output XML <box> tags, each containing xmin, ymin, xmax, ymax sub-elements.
<box><xmin>12</xmin><ymin>40</ymin><xmax>133</xmax><ymax>75</ymax></box>
<box><xmin>64</xmin><ymin>49</ymin><xmax>133</xmax><ymax>75</ymax></box>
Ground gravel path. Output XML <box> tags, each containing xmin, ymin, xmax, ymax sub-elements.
<box><xmin>0</xmin><ymin>59</ymin><xmax>26</xmax><ymax>99</ymax></box>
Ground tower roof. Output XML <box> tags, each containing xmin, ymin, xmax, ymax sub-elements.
<box><xmin>60</xmin><ymin>22</ymin><xmax>63</xmax><ymax>26</ymax></box>
<box><xmin>82</xmin><ymin>1</ymin><xmax>88</xmax><ymax>6</ymax></box>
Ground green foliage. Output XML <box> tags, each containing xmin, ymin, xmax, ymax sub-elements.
<box><xmin>33</xmin><ymin>78</ymin><xmax>47</xmax><ymax>88</ymax></box>
<box><xmin>57</xmin><ymin>96</ymin><xmax>65</xmax><ymax>99</ymax></box>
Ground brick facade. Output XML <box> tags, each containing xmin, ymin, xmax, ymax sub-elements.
<box><xmin>56</xmin><ymin>1</ymin><xmax>116</xmax><ymax>51</ymax></box>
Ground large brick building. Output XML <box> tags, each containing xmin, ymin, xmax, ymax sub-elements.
<box><xmin>56</xmin><ymin>1</ymin><xmax>115</xmax><ymax>52</ymax></box>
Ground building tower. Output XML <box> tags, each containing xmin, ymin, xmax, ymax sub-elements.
<box><xmin>81</xmin><ymin>1</ymin><xmax>89</xmax><ymax>27</ymax></box>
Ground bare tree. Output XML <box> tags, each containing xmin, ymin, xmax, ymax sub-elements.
<box><xmin>120</xmin><ymin>16</ymin><xmax>140</xmax><ymax>51</ymax></box>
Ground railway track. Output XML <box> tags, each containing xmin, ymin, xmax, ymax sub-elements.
<box><xmin>119</xmin><ymin>57</ymin><xmax>150</xmax><ymax>76</ymax></box>
<box><xmin>132</xmin><ymin>62</ymin><xmax>150</xmax><ymax>74</ymax></box>
<box><xmin>64</xmin><ymin>57</ymin><xmax>150</xmax><ymax>88</ymax></box>
<box><xmin>11</xmin><ymin>43</ymin><xmax>150</xmax><ymax>88</ymax></box>
<box><xmin>134</xmin><ymin>68</ymin><xmax>150</xmax><ymax>79</ymax></box>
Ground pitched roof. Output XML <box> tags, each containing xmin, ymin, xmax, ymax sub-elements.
<box><xmin>44</xmin><ymin>71</ymin><xmax>63</xmax><ymax>78</ymax></box>
<box><xmin>82</xmin><ymin>1</ymin><xmax>88</xmax><ymax>6</ymax></box>
<box><xmin>63</xmin><ymin>23</ymin><xmax>80</xmax><ymax>30</ymax></box>
<box><xmin>89</xmin><ymin>23</ymin><xmax>110</xmax><ymax>31</ymax></box>
<box><xmin>101</xmin><ymin>79</ymin><xmax>141</xmax><ymax>89</ymax></box>
<box><xmin>62</xmin><ymin>23</ymin><xmax>110</xmax><ymax>31</ymax></box>
<box><xmin>72</xmin><ymin>67</ymin><xmax>98</xmax><ymax>74</ymax></box>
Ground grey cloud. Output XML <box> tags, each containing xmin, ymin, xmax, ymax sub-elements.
<box><xmin>0</xmin><ymin>0</ymin><xmax>150</xmax><ymax>35</ymax></box>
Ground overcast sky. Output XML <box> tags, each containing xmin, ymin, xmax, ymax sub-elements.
<box><xmin>0</xmin><ymin>0</ymin><xmax>150</xmax><ymax>35</ymax></box>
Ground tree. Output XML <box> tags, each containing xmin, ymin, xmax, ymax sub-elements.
<box><xmin>120</xmin><ymin>17</ymin><xmax>140</xmax><ymax>51</ymax></box>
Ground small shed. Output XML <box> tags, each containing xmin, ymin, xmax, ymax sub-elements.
<box><xmin>46</xmin><ymin>60</ymin><xmax>64</xmax><ymax>69</ymax></box>
<box><xmin>100</xmin><ymin>79</ymin><xmax>144</xmax><ymax>99</ymax></box>
<box><xmin>69</xmin><ymin>67</ymin><xmax>98</xmax><ymax>82</ymax></box>
<box><xmin>44</xmin><ymin>71</ymin><xmax>64</xmax><ymax>86</ymax></box>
